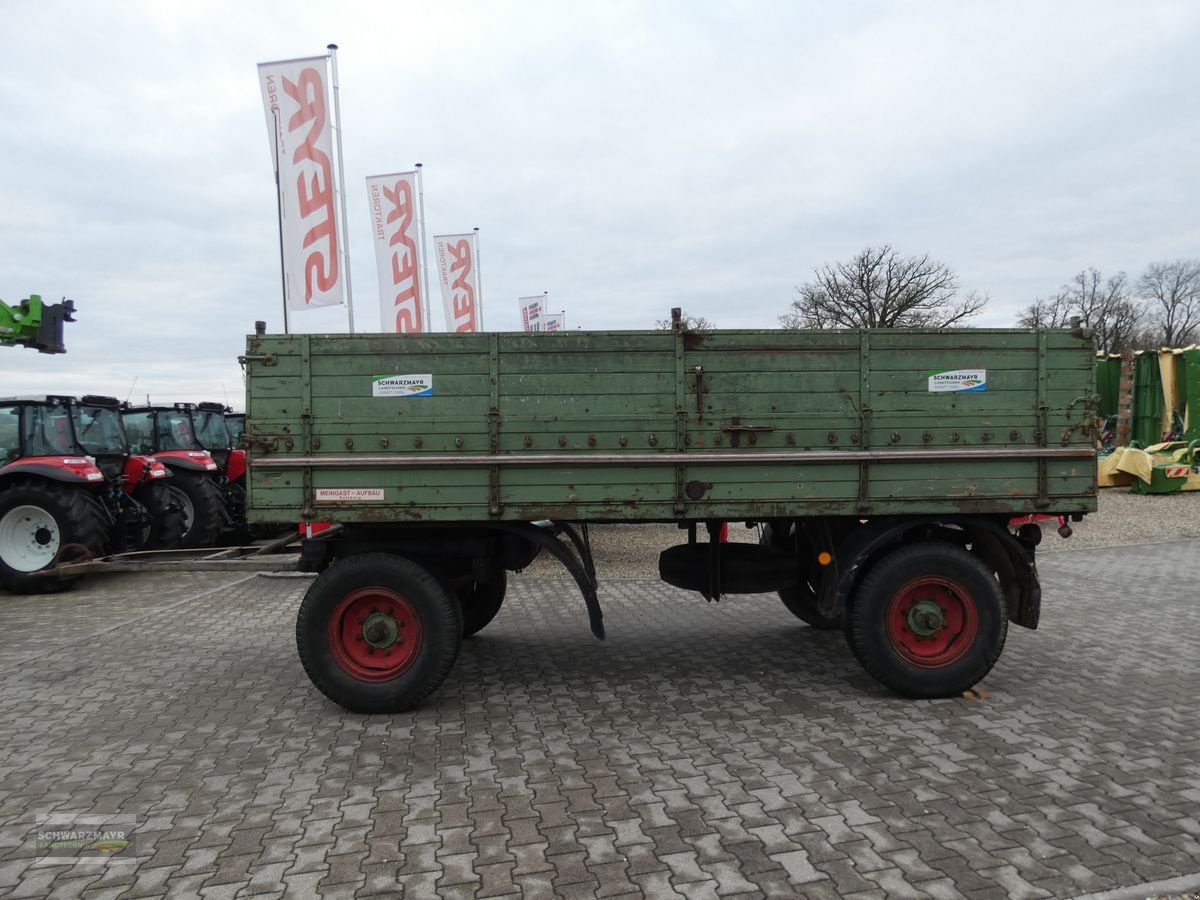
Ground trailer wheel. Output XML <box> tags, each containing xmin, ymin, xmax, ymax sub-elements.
<box><xmin>166</xmin><ymin>472</ymin><xmax>224</xmax><ymax>549</ymax></box>
<box><xmin>760</xmin><ymin>523</ymin><xmax>841</xmax><ymax>630</ymax></box>
<box><xmin>846</xmin><ymin>542</ymin><xmax>1007</xmax><ymax>698</ymax></box>
<box><xmin>0</xmin><ymin>480</ymin><xmax>107</xmax><ymax>594</ymax></box>
<box><xmin>458</xmin><ymin>567</ymin><xmax>507</xmax><ymax>638</ymax></box>
<box><xmin>134</xmin><ymin>481</ymin><xmax>186</xmax><ymax>550</ymax></box>
<box><xmin>296</xmin><ymin>553</ymin><xmax>463</xmax><ymax>713</ymax></box>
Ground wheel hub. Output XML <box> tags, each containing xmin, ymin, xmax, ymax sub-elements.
<box><xmin>886</xmin><ymin>576</ymin><xmax>979</xmax><ymax>669</ymax></box>
<box><xmin>327</xmin><ymin>588</ymin><xmax>423</xmax><ymax>681</ymax></box>
<box><xmin>361</xmin><ymin>611</ymin><xmax>402</xmax><ymax>649</ymax></box>
<box><xmin>906</xmin><ymin>599</ymin><xmax>946</xmax><ymax>636</ymax></box>
<box><xmin>0</xmin><ymin>504</ymin><xmax>62</xmax><ymax>573</ymax></box>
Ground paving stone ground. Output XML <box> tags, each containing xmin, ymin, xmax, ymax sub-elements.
<box><xmin>0</xmin><ymin>541</ymin><xmax>1198</xmax><ymax>899</ymax></box>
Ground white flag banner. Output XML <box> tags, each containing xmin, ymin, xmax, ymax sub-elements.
<box><xmin>519</xmin><ymin>296</ymin><xmax>543</xmax><ymax>332</ymax></box>
<box><xmin>433</xmin><ymin>233</ymin><xmax>480</xmax><ymax>332</ymax></box>
<box><xmin>366</xmin><ymin>172</ymin><xmax>424</xmax><ymax>332</ymax></box>
<box><xmin>542</xmin><ymin>312</ymin><xmax>564</xmax><ymax>332</ymax></box>
<box><xmin>258</xmin><ymin>55</ymin><xmax>343</xmax><ymax>310</ymax></box>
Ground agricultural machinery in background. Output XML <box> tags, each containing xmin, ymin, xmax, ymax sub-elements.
<box><xmin>225</xmin><ymin>412</ymin><xmax>245</xmax><ymax>446</ymax></box>
<box><xmin>0</xmin><ymin>395</ymin><xmax>184</xmax><ymax>593</ymax></box>
<box><xmin>189</xmin><ymin>402</ymin><xmax>250</xmax><ymax>542</ymax></box>
<box><xmin>0</xmin><ymin>295</ymin><xmax>76</xmax><ymax>354</ymax></box>
<box><xmin>122</xmin><ymin>404</ymin><xmax>225</xmax><ymax>549</ymax></box>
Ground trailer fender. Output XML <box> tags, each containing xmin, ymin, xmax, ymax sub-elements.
<box><xmin>493</xmin><ymin>522</ymin><xmax>604</xmax><ymax>639</ymax></box>
<box><xmin>820</xmin><ymin>516</ymin><xmax>1039</xmax><ymax>629</ymax></box>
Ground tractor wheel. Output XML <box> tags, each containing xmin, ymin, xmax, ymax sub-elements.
<box><xmin>165</xmin><ymin>471</ymin><xmax>224</xmax><ymax>549</ymax></box>
<box><xmin>845</xmin><ymin>542</ymin><xmax>1007</xmax><ymax>698</ymax></box>
<box><xmin>760</xmin><ymin>523</ymin><xmax>842</xmax><ymax>630</ymax></box>
<box><xmin>222</xmin><ymin>476</ymin><xmax>252</xmax><ymax>545</ymax></box>
<box><xmin>296</xmin><ymin>553</ymin><xmax>463</xmax><ymax>713</ymax></box>
<box><xmin>458</xmin><ymin>566</ymin><xmax>507</xmax><ymax>638</ymax></box>
<box><xmin>0</xmin><ymin>480</ymin><xmax>108</xmax><ymax>594</ymax></box>
<box><xmin>134</xmin><ymin>480</ymin><xmax>186</xmax><ymax>550</ymax></box>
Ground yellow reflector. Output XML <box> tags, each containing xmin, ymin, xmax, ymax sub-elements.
<box><xmin>817</xmin><ymin>551</ymin><xmax>833</xmax><ymax>566</ymax></box>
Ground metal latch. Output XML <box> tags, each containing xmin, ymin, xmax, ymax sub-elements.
<box><xmin>720</xmin><ymin>417</ymin><xmax>775</xmax><ymax>447</ymax></box>
<box><xmin>238</xmin><ymin>353</ymin><xmax>276</xmax><ymax>366</ymax></box>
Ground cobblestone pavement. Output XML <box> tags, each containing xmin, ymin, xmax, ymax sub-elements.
<box><xmin>0</xmin><ymin>542</ymin><xmax>1198</xmax><ymax>899</ymax></box>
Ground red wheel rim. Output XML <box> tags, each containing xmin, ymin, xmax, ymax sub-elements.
<box><xmin>327</xmin><ymin>587</ymin><xmax>423</xmax><ymax>682</ymax></box>
<box><xmin>885</xmin><ymin>576</ymin><xmax>978</xmax><ymax>668</ymax></box>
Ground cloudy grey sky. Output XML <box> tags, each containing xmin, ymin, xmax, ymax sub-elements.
<box><xmin>2</xmin><ymin>1</ymin><xmax>1197</xmax><ymax>405</ymax></box>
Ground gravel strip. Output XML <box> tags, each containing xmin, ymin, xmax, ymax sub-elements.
<box><xmin>519</xmin><ymin>489</ymin><xmax>1200</xmax><ymax>580</ymax></box>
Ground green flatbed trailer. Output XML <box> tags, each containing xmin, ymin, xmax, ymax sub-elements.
<box><xmin>243</xmin><ymin>317</ymin><xmax>1098</xmax><ymax>712</ymax></box>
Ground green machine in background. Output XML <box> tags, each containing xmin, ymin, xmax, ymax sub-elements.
<box><xmin>1096</xmin><ymin>347</ymin><xmax>1200</xmax><ymax>449</ymax></box>
<box><xmin>0</xmin><ymin>295</ymin><xmax>76</xmax><ymax>354</ymax></box>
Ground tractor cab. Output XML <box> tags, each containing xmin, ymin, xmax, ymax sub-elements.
<box><xmin>225</xmin><ymin>412</ymin><xmax>246</xmax><ymax>447</ymax></box>
<box><xmin>0</xmin><ymin>395</ymin><xmax>106</xmax><ymax>482</ymax></box>
<box><xmin>190</xmin><ymin>402</ymin><xmax>235</xmax><ymax>468</ymax></box>
<box><xmin>71</xmin><ymin>396</ymin><xmax>139</xmax><ymax>481</ymax></box>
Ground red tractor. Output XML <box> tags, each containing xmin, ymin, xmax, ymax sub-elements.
<box><xmin>0</xmin><ymin>395</ymin><xmax>184</xmax><ymax>592</ymax></box>
<box><xmin>189</xmin><ymin>402</ymin><xmax>250</xmax><ymax>543</ymax></box>
<box><xmin>121</xmin><ymin>403</ymin><xmax>226</xmax><ymax>549</ymax></box>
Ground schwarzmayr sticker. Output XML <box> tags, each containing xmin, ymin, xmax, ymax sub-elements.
<box><xmin>928</xmin><ymin>369</ymin><xmax>987</xmax><ymax>393</ymax></box>
<box><xmin>373</xmin><ymin>374</ymin><xmax>433</xmax><ymax>397</ymax></box>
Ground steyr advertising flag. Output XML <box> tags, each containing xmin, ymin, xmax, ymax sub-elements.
<box><xmin>366</xmin><ymin>172</ymin><xmax>424</xmax><ymax>333</ymax></box>
<box><xmin>258</xmin><ymin>55</ymin><xmax>343</xmax><ymax>310</ymax></box>
<box><xmin>519</xmin><ymin>296</ymin><xmax>543</xmax><ymax>332</ymax></box>
<box><xmin>434</xmin><ymin>233</ymin><xmax>480</xmax><ymax>332</ymax></box>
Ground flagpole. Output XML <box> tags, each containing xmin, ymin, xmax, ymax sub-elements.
<box><xmin>473</xmin><ymin>226</ymin><xmax>483</xmax><ymax>331</ymax></box>
<box><xmin>271</xmin><ymin>107</ymin><xmax>290</xmax><ymax>335</ymax></box>
<box><xmin>415</xmin><ymin>163</ymin><xmax>431</xmax><ymax>332</ymax></box>
<box><xmin>327</xmin><ymin>43</ymin><xmax>355</xmax><ymax>333</ymax></box>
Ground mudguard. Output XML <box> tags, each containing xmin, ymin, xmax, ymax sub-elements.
<box><xmin>0</xmin><ymin>457</ymin><xmax>104</xmax><ymax>485</ymax></box>
<box><xmin>153</xmin><ymin>450</ymin><xmax>219</xmax><ymax>473</ymax></box>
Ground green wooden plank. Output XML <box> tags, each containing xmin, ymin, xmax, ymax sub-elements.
<box><xmin>310</xmin><ymin>353</ymin><xmax>492</xmax><ymax>377</ymax></box>
<box><xmin>498</xmin><ymin>372</ymin><xmax>673</xmax><ymax>396</ymax></box>
<box><xmin>499</xmin><ymin>351</ymin><xmax>674</xmax><ymax>374</ymax></box>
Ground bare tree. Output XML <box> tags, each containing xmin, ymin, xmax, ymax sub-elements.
<box><xmin>1139</xmin><ymin>259</ymin><xmax>1200</xmax><ymax>346</ymax></box>
<box><xmin>655</xmin><ymin>311</ymin><xmax>716</xmax><ymax>331</ymax></box>
<box><xmin>1017</xmin><ymin>268</ymin><xmax>1143</xmax><ymax>354</ymax></box>
<box><xmin>780</xmin><ymin>245</ymin><xmax>987</xmax><ymax>329</ymax></box>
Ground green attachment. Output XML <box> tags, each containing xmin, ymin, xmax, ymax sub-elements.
<box><xmin>0</xmin><ymin>295</ymin><xmax>76</xmax><ymax>354</ymax></box>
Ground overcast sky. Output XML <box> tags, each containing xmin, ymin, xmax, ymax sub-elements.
<box><xmin>2</xmin><ymin>1</ymin><xmax>1197</xmax><ymax>406</ymax></box>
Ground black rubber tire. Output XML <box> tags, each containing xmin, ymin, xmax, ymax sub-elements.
<box><xmin>296</xmin><ymin>553</ymin><xmax>463</xmax><ymax>713</ymax></box>
<box><xmin>133</xmin><ymin>480</ymin><xmax>186</xmax><ymax>550</ymax></box>
<box><xmin>845</xmin><ymin>541</ymin><xmax>1007</xmax><ymax>698</ymax></box>
<box><xmin>760</xmin><ymin>523</ymin><xmax>842</xmax><ymax>630</ymax></box>
<box><xmin>458</xmin><ymin>567</ymin><xmax>507</xmax><ymax>638</ymax></box>
<box><xmin>0</xmin><ymin>479</ymin><xmax>108</xmax><ymax>594</ymax></box>
<box><xmin>165</xmin><ymin>471</ymin><xmax>224</xmax><ymax>549</ymax></box>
